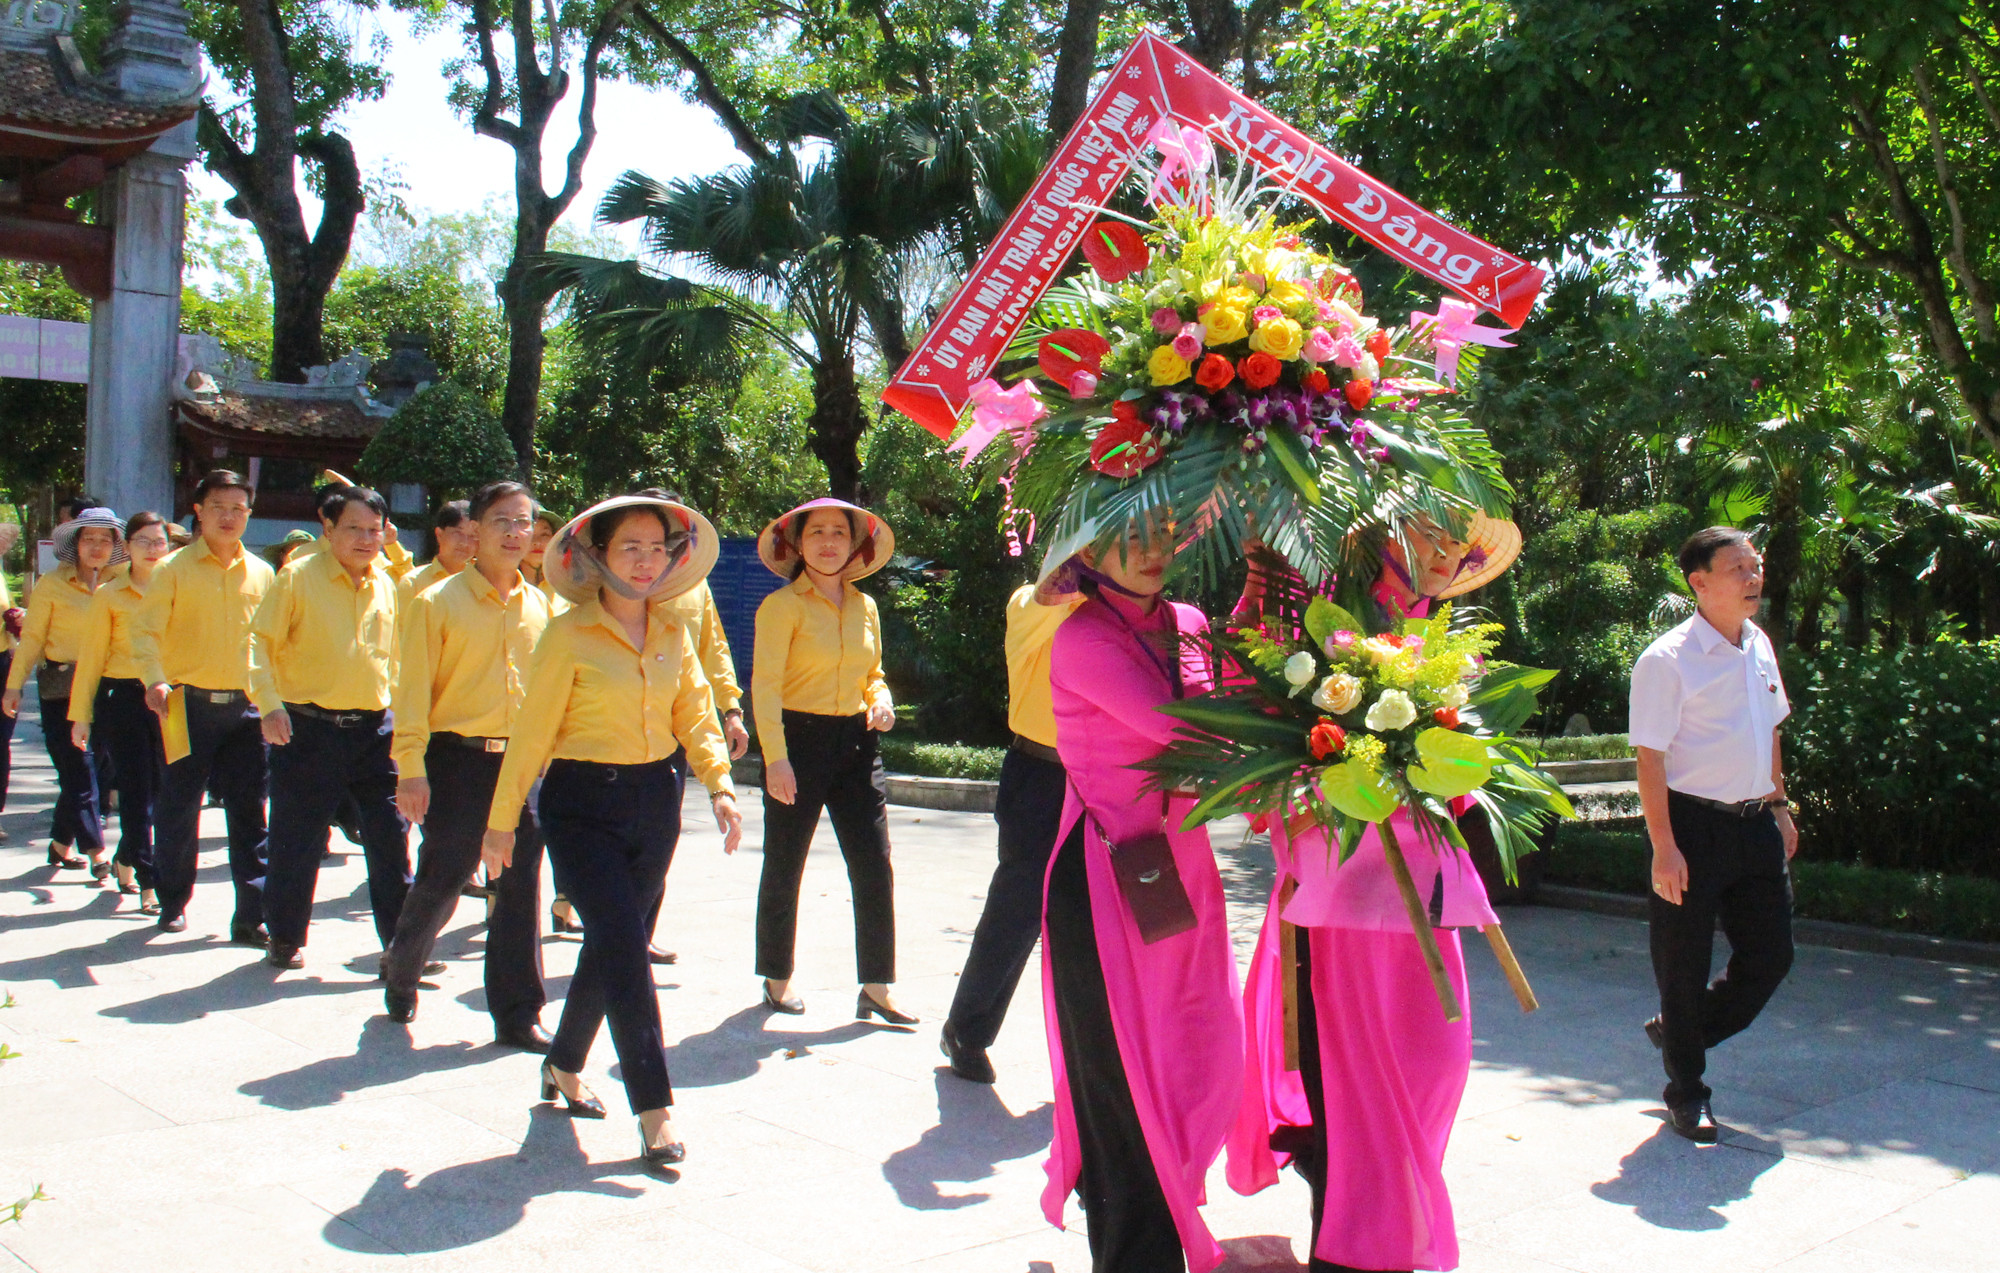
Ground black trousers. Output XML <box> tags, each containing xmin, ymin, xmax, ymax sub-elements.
<box><xmin>0</xmin><ymin>651</ymin><xmax>15</xmax><ymax>815</ymax></box>
<box><xmin>155</xmin><ymin>688</ymin><xmax>267</xmax><ymax>928</ymax></box>
<box><xmin>263</xmin><ymin>706</ymin><xmax>410</xmax><ymax>950</ymax></box>
<box><xmin>1650</xmin><ymin>793</ymin><xmax>1795</xmax><ymax>1109</ymax></box>
<box><xmin>541</xmin><ymin>757</ymin><xmax>680</xmax><ymax>1114</ymax></box>
<box><xmin>755</xmin><ymin>711</ymin><xmax>895</xmax><ymax>983</ymax></box>
<box><xmin>641</xmin><ymin>747</ymin><xmax>691</xmax><ymax>947</ymax></box>
<box><xmin>94</xmin><ymin>678</ymin><xmax>161</xmax><ymax>887</ymax></box>
<box><xmin>947</xmin><ymin>746</ymin><xmax>1067</xmax><ymax>1048</ymax></box>
<box><xmin>1046</xmin><ymin>822</ymin><xmax>1183</xmax><ymax>1273</ymax></box>
<box><xmin>382</xmin><ymin>738</ymin><xmax>546</xmax><ymax>1030</ymax></box>
<box><xmin>40</xmin><ymin>692</ymin><xmax>104</xmax><ymax>852</ymax></box>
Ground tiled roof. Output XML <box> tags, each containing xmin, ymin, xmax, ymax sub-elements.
<box><xmin>178</xmin><ymin>392</ymin><xmax>386</xmax><ymax>443</ymax></box>
<box><xmin>0</xmin><ymin>49</ymin><xmax>195</xmax><ymax>139</ymax></box>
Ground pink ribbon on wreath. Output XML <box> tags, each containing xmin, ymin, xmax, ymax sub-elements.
<box><xmin>1408</xmin><ymin>297</ymin><xmax>1516</xmax><ymax>387</ymax></box>
<box><xmin>948</xmin><ymin>377</ymin><xmax>1046</xmax><ymax>468</ymax></box>
<box><xmin>1145</xmin><ymin>118</ymin><xmax>1214</xmax><ymax>206</ymax></box>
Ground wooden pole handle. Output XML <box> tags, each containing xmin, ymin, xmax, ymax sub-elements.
<box><xmin>1481</xmin><ymin>923</ymin><xmax>1539</xmax><ymax>1014</ymax></box>
<box><xmin>1379</xmin><ymin>821</ymin><xmax>1463</xmax><ymax>1024</ymax></box>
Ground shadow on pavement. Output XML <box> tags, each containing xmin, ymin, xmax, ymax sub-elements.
<box><xmin>1589</xmin><ymin>1121</ymin><xmax>1784</xmax><ymax>1229</ymax></box>
<box><xmin>663</xmin><ymin>1005</ymin><xmax>878</xmax><ymax>1087</ymax></box>
<box><xmin>101</xmin><ymin>957</ymin><xmax>367</xmax><ymax>1024</ymax></box>
<box><xmin>1</xmin><ymin>915</ymin><xmax>242</xmax><ymax>991</ymax></box>
<box><xmin>881</xmin><ymin>1070</ymin><xmax>1053</xmax><ymax>1209</ymax></box>
<box><xmin>239</xmin><ymin>1015</ymin><xmax>494</xmax><ymax>1109</ymax></box>
<box><xmin>324</xmin><ymin>1106</ymin><xmax>647</xmax><ymax>1253</ymax></box>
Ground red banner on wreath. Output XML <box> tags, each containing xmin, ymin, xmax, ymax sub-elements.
<box><xmin>881</xmin><ymin>32</ymin><xmax>1547</xmax><ymax>439</ymax></box>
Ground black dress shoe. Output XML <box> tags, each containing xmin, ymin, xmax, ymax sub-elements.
<box><xmin>377</xmin><ymin>960</ymin><xmax>446</xmax><ymax>980</ymax></box>
<box><xmin>647</xmin><ymin>945</ymin><xmax>678</xmax><ymax>965</ymax></box>
<box><xmin>639</xmin><ymin>1125</ymin><xmax>685</xmax><ymax>1167</ymax></box>
<box><xmin>540</xmin><ymin>1062</ymin><xmax>607</xmax><ymax>1118</ymax></box>
<box><xmin>385</xmin><ymin>991</ymin><xmax>417</xmax><ymax>1024</ymax></box>
<box><xmin>495</xmin><ymin>1023</ymin><xmax>553</xmax><ymax>1053</ymax></box>
<box><xmin>1644</xmin><ymin>1016</ymin><xmax>1665</xmax><ymax>1049</ymax></box>
<box><xmin>48</xmin><ymin>844</ymin><xmax>86</xmax><ymax>869</ymax></box>
<box><xmin>158</xmin><ymin>913</ymin><xmax>188</xmax><ymax>933</ymax></box>
<box><xmin>940</xmin><ymin>1022</ymin><xmax>997</xmax><ymax>1084</ymax></box>
<box><xmin>761</xmin><ymin>980</ymin><xmax>804</xmax><ymax>1014</ymax></box>
<box><xmin>857</xmin><ymin>989</ymin><xmax>919</xmax><ymax>1026</ymax></box>
<box><xmin>1666</xmin><ymin>1101</ymin><xmax>1720</xmax><ymax>1144</ymax></box>
<box><xmin>230</xmin><ymin>925</ymin><xmax>269</xmax><ymax>949</ymax></box>
<box><xmin>266</xmin><ymin>943</ymin><xmax>304</xmax><ymax>970</ymax></box>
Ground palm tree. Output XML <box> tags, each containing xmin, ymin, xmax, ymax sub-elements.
<box><xmin>536</xmin><ymin>94</ymin><xmax>1043</xmax><ymax>501</ymax></box>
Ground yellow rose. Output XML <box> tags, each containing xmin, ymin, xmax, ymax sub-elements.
<box><xmin>1202</xmin><ymin>305</ymin><xmax>1249</xmax><ymax>345</ymax></box>
<box><xmin>1265</xmin><ymin>278</ymin><xmax>1311</xmax><ymax>309</ymax></box>
<box><xmin>1312</xmin><ymin>672</ymin><xmax>1363</xmax><ymax>714</ymax></box>
<box><xmin>1249</xmin><ymin>315</ymin><xmax>1305</xmax><ymax>361</ymax></box>
<box><xmin>1148</xmin><ymin>344</ymin><xmax>1192</xmax><ymax>386</ymax></box>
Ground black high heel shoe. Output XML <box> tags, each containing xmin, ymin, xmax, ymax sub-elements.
<box><xmin>549</xmin><ymin>904</ymin><xmax>582</xmax><ymax>935</ymax></box>
<box><xmin>639</xmin><ymin>1123</ymin><xmax>686</xmax><ymax>1167</ymax></box>
<box><xmin>761</xmin><ymin>980</ymin><xmax>805</xmax><ymax>1014</ymax></box>
<box><xmin>539</xmin><ymin>1062</ymin><xmax>606</xmax><ymax>1119</ymax></box>
<box><xmin>90</xmin><ymin>858</ymin><xmax>112</xmax><ymax>882</ymax></box>
<box><xmin>47</xmin><ymin>844</ymin><xmax>85</xmax><ymax>869</ymax></box>
<box><xmin>856</xmin><ymin>989</ymin><xmax>919</xmax><ymax>1026</ymax></box>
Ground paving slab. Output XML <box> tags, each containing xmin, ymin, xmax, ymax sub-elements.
<box><xmin>3</xmin><ymin>710</ymin><xmax>1996</xmax><ymax>1271</ymax></box>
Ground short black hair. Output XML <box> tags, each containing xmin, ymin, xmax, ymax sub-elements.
<box><xmin>1678</xmin><ymin>526</ymin><xmax>1754</xmax><ymax>579</ymax></box>
<box><xmin>193</xmin><ymin>470</ymin><xmax>253</xmax><ymax>505</ymax></box>
<box><xmin>470</xmin><ymin>481</ymin><xmax>534</xmax><ymax>522</ymax></box>
<box><xmin>57</xmin><ymin>494</ymin><xmax>101</xmax><ymax>520</ymax></box>
<box><xmin>434</xmin><ymin>499</ymin><xmax>472</xmax><ymax>529</ymax></box>
<box><xmin>321</xmin><ymin>486</ymin><xmax>389</xmax><ymax>526</ymax></box>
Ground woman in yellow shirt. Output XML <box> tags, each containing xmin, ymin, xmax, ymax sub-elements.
<box><xmin>68</xmin><ymin>513</ymin><xmax>174</xmax><ymax>910</ymax></box>
<box><xmin>483</xmin><ymin>493</ymin><xmax>743</xmax><ymax>1169</ymax></box>
<box><xmin>750</xmin><ymin>498</ymin><xmax>912</xmax><ymax>1024</ymax></box>
<box><xmin>3</xmin><ymin>507</ymin><xmax>124</xmax><ymax>871</ymax></box>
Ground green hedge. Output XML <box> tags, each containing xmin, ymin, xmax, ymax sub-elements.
<box><xmin>1784</xmin><ymin>640</ymin><xmax>2000</xmax><ymax>878</ymax></box>
<box><xmin>1542</xmin><ymin>826</ymin><xmax>2000</xmax><ymax>943</ymax></box>
<box><xmin>356</xmin><ymin>382</ymin><xmax>517</xmax><ymax>504</ymax></box>
<box><xmin>878</xmin><ymin>737</ymin><xmax>1007</xmax><ymax>780</ymax></box>
<box><xmin>1532</xmin><ymin>733</ymin><xmax>1632</xmax><ymax>762</ymax></box>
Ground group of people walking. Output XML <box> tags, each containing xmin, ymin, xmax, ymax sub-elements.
<box><xmin>5</xmin><ymin>473</ymin><xmax>1799</xmax><ymax>1271</ymax></box>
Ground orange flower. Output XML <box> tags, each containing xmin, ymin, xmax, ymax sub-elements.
<box><xmin>1308</xmin><ymin>719</ymin><xmax>1348</xmax><ymax>760</ymax></box>
<box><xmin>1367</xmin><ymin>329</ymin><xmax>1392</xmax><ymax>362</ymax></box>
<box><xmin>1344</xmin><ymin>378</ymin><xmax>1374</xmax><ymax>409</ymax></box>
<box><xmin>1305</xmin><ymin>368</ymin><xmax>1330</xmax><ymax>394</ymax></box>
<box><xmin>1433</xmin><ymin>706</ymin><xmax>1460</xmax><ymax>729</ymax></box>
<box><xmin>1240</xmin><ymin>351</ymin><xmax>1282</xmax><ymax>390</ymax></box>
<box><xmin>1195</xmin><ymin>353</ymin><xmax>1235</xmax><ymax>392</ymax></box>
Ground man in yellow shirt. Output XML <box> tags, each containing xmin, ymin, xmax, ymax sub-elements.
<box><xmin>398</xmin><ymin>499</ymin><xmax>475</xmax><ymax>605</ymax></box>
<box><xmin>380</xmin><ymin>481</ymin><xmax>553</xmax><ymax>1046</ymax></box>
<box><xmin>132</xmin><ymin>471</ymin><xmax>275</xmax><ymax>939</ymax></box>
<box><xmin>251</xmin><ymin>485</ymin><xmax>408</xmax><ymax>971</ymax></box>
<box><xmin>0</xmin><ymin>520</ymin><xmax>18</xmax><ymax>842</ymax></box>
<box><xmin>939</xmin><ymin>584</ymin><xmax>1081</xmax><ymax>1082</ymax></box>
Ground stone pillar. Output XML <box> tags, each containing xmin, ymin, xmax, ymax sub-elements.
<box><xmin>84</xmin><ymin>0</ymin><xmax>200</xmax><ymax>519</ymax></box>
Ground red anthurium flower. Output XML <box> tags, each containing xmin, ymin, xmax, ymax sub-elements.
<box><xmin>1308</xmin><ymin>719</ymin><xmax>1348</xmax><ymax>759</ymax></box>
<box><xmin>1433</xmin><ymin>706</ymin><xmax>1460</xmax><ymax>729</ymax></box>
<box><xmin>1081</xmin><ymin>221</ymin><xmax>1150</xmax><ymax>282</ymax></box>
<box><xmin>1344</xmin><ymin>378</ymin><xmax>1374</xmax><ymax>409</ymax></box>
<box><xmin>1240</xmin><ymin>351</ymin><xmax>1282</xmax><ymax>390</ymax></box>
<box><xmin>1090</xmin><ymin>402</ymin><xmax>1163</xmax><ymax>478</ymax></box>
<box><xmin>1195</xmin><ymin>353</ymin><xmax>1235</xmax><ymax>392</ymax></box>
<box><xmin>1367</xmin><ymin>329</ymin><xmax>1392</xmax><ymax>362</ymax></box>
<box><xmin>1038</xmin><ymin>329</ymin><xmax>1112</xmax><ymax>387</ymax></box>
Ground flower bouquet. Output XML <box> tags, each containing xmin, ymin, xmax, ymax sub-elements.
<box><xmin>1143</xmin><ymin>593</ymin><xmax>1574</xmax><ymax>1018</ymax></box>
<box><xmin>955</xmin><ymin>124</ymin><xmax>1518</xmax><ymax>589</ymax></box>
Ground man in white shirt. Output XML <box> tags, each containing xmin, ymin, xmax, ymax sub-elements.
<box><xmin>1629</xmin><ymin>526</ymin><xmax>1799</xmax><ymax>1143</ymax></box>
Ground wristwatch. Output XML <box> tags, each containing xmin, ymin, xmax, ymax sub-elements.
<box><xmin>1764</xmin><ymin>796</ymin><xmax>1791</xmax><ymax>810</ymax></box>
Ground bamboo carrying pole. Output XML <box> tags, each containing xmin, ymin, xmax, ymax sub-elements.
<box><xmin>1378</xmin><ymin>820</ymin><xmax>1463</xmax><ymax>1023</ymax></box>
<box><xmin>1481</xmin><ymin>923</ymin><xmax>1539</xmax><ymax>1013</ymax></box>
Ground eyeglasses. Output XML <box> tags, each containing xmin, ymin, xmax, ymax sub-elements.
<box><xmin>484</xmin><ymin>517</ymin><xmax>537</xmax><ymax>534</ymax></box>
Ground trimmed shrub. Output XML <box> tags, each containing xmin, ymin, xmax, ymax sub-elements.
<box><xmin>878</xmin><ymin>737</ymin><xmax>1007</xmax><ymax>781</ymax></box>
<box><xmin>1784</xmin><ymin>640</ymin><xmax>2000</xmax><ymax>878</ymax></box>
<box><xmin>356</xmin><ymin>382</ymin><xmax>518</xmax><ymax>505</ymax></box>
<box><xmin>1532</xmin><ymin>733</ymin><xmax>1632</xmax><ymax>761</ymax></box>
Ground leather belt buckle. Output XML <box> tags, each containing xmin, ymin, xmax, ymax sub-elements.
<box><xmin>483</xmin><ymin>738</ymin><xmax>507</xmax><ymax>754</ymax></box>
<box><xmin>210</xmin><ymin>691</ymin><xmax>234</xmax><ymax>704</ymax></box>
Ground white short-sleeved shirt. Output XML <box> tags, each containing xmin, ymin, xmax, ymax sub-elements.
<box><xmin>1629</xmin><ymin>613</ymin><xmax>1790</xmax><ymax>804</ymax></box>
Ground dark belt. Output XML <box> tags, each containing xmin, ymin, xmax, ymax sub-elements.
<box><xmin>183</xmin><ymin>686</ymin><xmax>247</xmax><ymax>705</ymax></box>
<box><xmin>289</xmin><ymin>702</ymin><xmax>383</xmax><ymax>728</ymax></box>
<box><xmin>435</xmin><ymin>731</ymin><xmax>507</xmax><ymax>754</ymax></box>
<box><xmin>1011</xmin><ymin>733</ymin><xmax>1061</xmax><ymax>765</ymax></box>
<box><xmin>1670</xmin><ymin>789</ymin><xmax>1774</xmax><ymax>819</ymax></box>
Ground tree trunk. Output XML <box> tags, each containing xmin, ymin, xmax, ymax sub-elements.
<box><xmin>1761</xmin><ymin>476</ymin><xmax>1801</xmax><ymax>650</ymax></box>
<box><xmin>1047</xmin><ymin>0</ymin><xmax>1102</xmax><ymax>139</ymax></box>
<box><xmin>808</xmin><ymin>358</ymin><xmax>866</xmax><ymax>502</ymax></box>
<box><xmin>496</xmin><ymin>203</ymin><xmax>554</xmax><ymax>476</ymax></box>
<box><xmin>1838</xmin><ymin>552</ymin><xmax>1868</xmax><ymax>649</ymax></box>
<box><xmin>1182</xmin><ymin>0</ymin><xmax>1241</xmax><ymax>74</ymax></box>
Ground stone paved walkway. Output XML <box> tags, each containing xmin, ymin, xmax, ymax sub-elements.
<box><xmin>0</xmin><ymin>702</ymin><xmax>1992</xmax><ymax>1272</ymax></box>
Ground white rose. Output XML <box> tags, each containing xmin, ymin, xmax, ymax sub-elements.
<box><xmin>1312</xmin><ymin>672</ymin><xmax>1363</xmax><ymax>714</ymax></box>
<box><xmin>1359</xmin><ymin>352</ymin><xmax>1380</xmax><ymax>381</ymax></box>
<box><xmin>1439</xmin><ymin>683</ymin><xmax>1469</xmax><ymax>710</ymax></box>
<box><xmin>1283</xmin><ymin>651</ymin><xmax>1317</xmax><ymax>694</ymax></box>
<box><xmin>1360</xmin><ymin>637</ymin><xmax>1403</xmax><ymax>664</ymax></box>
<box><xmin>1364</xmin><ymin>688</ymin><xmax>1417</xmax><ymax>732</ymax></box>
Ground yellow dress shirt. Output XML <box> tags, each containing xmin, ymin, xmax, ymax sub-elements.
<box><xmin>397</xmin><ymin>559</ymin><xmax>461</xmax><ymax>607</ymax></box>
<box><xmin>392</xmin><ymin>567</ymin><xmax>553</xmax><ymax>777</ymax></box>
<box><xmin>662</xmin><ymin>580</ymin><xmax>742</xmax><ymax>716</ymax></box>
<box><xmin>296</xmin><ymin>534</ymin><xmax>415</xmax><ymax>579</ymax></box>
<box><xmin>1</xmin><ymin>560</ymin><xmax>14</xmax><ymax>654</ymax></box>
<box><xmin>751</xmin><ymin>574</ymin><xmax>892</xmax><ymax>763</ymax></box>
<box><xmin>1004</xmin><ymin>584</ymin><xmax>1084</xmax><ymax>749</ymax></box>
<box><xmin>248</xmin><ymin>549</ymin><xmax>399</xmax><ymax>714</ymax></box>
<box><xmin>5</xmin><ymin>565</ymin><xmax>99</xmax><ymax>690</ymax></box>
<box><xmin>67</xmin><ymin>565</ymin><xmax>150</xmax><ymax>723</ymax></box>
<box><xmin>131</xmin><ymin>537</ymin><xmax>274</xmax><ymax>692</ymax></box>
<box><xmin>487</xmin><ymin>597</ymin><xmax>735</xmax><ymax>831</ymax></box>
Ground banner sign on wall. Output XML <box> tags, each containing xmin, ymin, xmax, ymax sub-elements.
<box><xmin>0</xmin><ymin>315</ymin><xmax>89</xmax><ymax>384</ymax></box>
<box><xmin>881</xmin><ymin>32</ymin><xmax>1546</xmax><ymax>438</ymax></box>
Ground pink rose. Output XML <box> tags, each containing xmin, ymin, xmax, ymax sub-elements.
<box><xmin>1304</xmin><ymin>326</ymin><xmax>1338</xmax><ymax>362</ymax></box>
<box><xmin>1172</xmin><ymin>323</ymin><xmax>1204</xmax><ymax>361</ymax></box>
<box><xmin>1325</xmin><ymin>630</ymin><xmax>1357</xmax><ymax>656</ymax></box>
<box><xmin>1069</xmin><ymin>370</ymin><xmax>1099</xmax><ymax>398</ymax></box>
<box><xmin>1152</xmin><ymin>307</ymin><xmax>1181</xmax><ymax>334</ymax></box>
<box><xmin>1240</xmin><ymin>272</ymin><xmax>1267</xmax><ymax>293</ymax></box>
<box><xmin>1332</xmin><ymin>334</ymin><xmax>1365</xmax><ymax>368</ymax></box>
<box><xmin>1253</xmin><ymin>305</ymin><xmax>1283</xmax><ymax>326</ymax></box>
